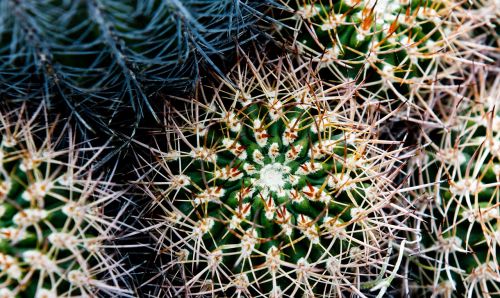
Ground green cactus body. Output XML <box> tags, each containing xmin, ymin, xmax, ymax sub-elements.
<box><xmin>152</xmin><ymin>56</ymin><xmax>413</xmax><ymax>297</ymax></box>
<box><xmin>0</xmin><ymin>110</ymin><xmax>128</xmax><ymax>297</ymax></box>
<box><xmin>413</xmin><ymin>79</ymin><xmax>500</xmax><ymax>297</ymax></box>
<box><xmin>282</xmin><ymin>0</ymin><xmax>454</xmax><ymax>89</ymax></box>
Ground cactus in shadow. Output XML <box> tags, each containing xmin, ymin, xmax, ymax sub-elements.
<box><xmin>136</xmin><ymin>50</ymin><xmax>418</xmax><ymax>297</ymax></box>
<box><xmin>0</xmin><ymin>0</ymin><xmax>279</xmax><ymax>138</ymax></box>
<box><xmin>0</xmin><ymin>105</ymin><xmax>132</xmax><ymax>297</ymax></box>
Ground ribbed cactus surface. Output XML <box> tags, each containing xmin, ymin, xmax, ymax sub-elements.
<box><xmin>0</xmin><ymin>0</ymin><xmax>278</xmax><ymax>135</ymax></box>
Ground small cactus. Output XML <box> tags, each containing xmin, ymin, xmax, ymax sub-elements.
<box><xmin>411</xmin><ymin>75</ymin><xmax>500</xmax><ymax>297</ymax></box>
<box><xmin>141</xmin><ymin>53</ymin><xmax>415</xmax><ymax>297</ymax></box>
<box><xmin>0</xmin><ymin>106</ymin><xmax>130</xmax><ymax>297</ymax></box>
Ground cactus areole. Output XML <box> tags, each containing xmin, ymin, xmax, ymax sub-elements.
<box><xmin>0</xmin><ymin>112</ymin><xmax>127</xmax><ymax>297</ymax></box>
<box><xmin>416</xmin><ymin>91</ymin><xmax>500</xmax><ymax>296</ymax></box>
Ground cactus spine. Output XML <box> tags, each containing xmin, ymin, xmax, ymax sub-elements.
<box><xmin>0</xmin><ymin>0</ymin><xmax>278</xmax><ymax>135</ymax></box>
<box><xmin>284</xmin><ymin>0</ymin><xmax>461</xmax><ymax>84</ymax></box>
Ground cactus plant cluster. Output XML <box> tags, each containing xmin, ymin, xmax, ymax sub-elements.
<box><xmin>0</xmin><ymin>106</ymin><xmax>130</xmax><ymax>297</ymax></box>
<box><xmin>0</xmin><ymin>0</ymin><xmax>498</xmax><ymax>297</ymax></box>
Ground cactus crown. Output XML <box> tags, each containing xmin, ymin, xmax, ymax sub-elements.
<box><xmin>144</xmin><ymin>54</ymin><xmax>414</xmax><ymax>297</ymax></box>
<box><xmin>0</xmin><ymin>107</ymin><xmax>129</xmax><ymax>297</ymax></box>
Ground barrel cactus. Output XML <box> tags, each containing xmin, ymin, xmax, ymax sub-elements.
<box><xmin>0</xmin><ymin>0</ymin><xmax>279</xmax><ymax>136</ymax></box>
<box><xmin>410</xmin><ymin>75</ymin><xmax>499</xmax><ymax>297</ymax></box>
<box><xmin>141</xmin><ymin>53</ymin><xmax>415</xmax><ymax>297</ymax></box>
<box><xmin>0</xmin><ymin>106</ymin><xmax>130</xmax><ymax>297</ymax></box>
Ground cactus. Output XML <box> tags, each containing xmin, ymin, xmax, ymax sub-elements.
<box><xmin>0</xmin><ymin>0</ymin><xmax>279</xmax><ymax>136</ymax></box>
<box><xmin>139</xmin><ymin>52</ymin><xmax>416</xmax><ymax>297</ymax></box>
<box><xmin>410</xmin><ymin>74</ymin><xmax>500</xmax><ymax>297</ymax></box>
<box><xmin>0</xmin><ymin>106</ymin><xmax>131</xmax><ymax>297</ymax></box>
<box><xmin>275</xmin><ymin>0</ymin><xmax>472</xmax><ymax>106</ymax></box>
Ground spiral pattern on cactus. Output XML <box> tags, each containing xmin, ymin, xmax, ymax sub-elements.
<box><xmin>141</xmin><ymin>53</ymin><xmax>416</xmax><ymax>297</ymax></box>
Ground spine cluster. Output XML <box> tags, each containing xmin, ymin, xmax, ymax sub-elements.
<box><xmin>284</xmin><ymin>0</ymin><xmax>456</xmax><ymax>85</ymax></box>
<box><xmin>411</xmin><ymin>76</ymin><xmax>500</xmax><ymax>297</ymax></box>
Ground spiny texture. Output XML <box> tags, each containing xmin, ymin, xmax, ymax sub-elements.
<box><xmin>253</xmin><ymin>0</ymin><xmax>500</xmax><ymax>167</ymax></box>
<box><xmin>460</xmin><ymin>0</ymin><xmax>499</xmax><ymax>62</ymax></box>
<box><xmin>410</xmin><ymin>75</ymin><xmax>499</xmax><ymax>297</ymax></box>
<box><xmin>274</xmin><ymin>0</ymin><xmax>494</xmax><ymax>122</ymax></box>
<box><xmin>0</xmin><ymin>106</ymin><xmax>131</xmax><ymax>297</ymax></box>
<box><xmin>281</xmin><ymin>0</ymin><xmax>458</xmax><ymax>82</ymax></box>
<box><xmin>0</xmin><ymin>0</ymin><xmax>277</xmax><ymax>135</ymax></box>
<box><xmin>140</xmin><ymin>53</ymin><xmax>416</xmax><ymax>297</ymax></box>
